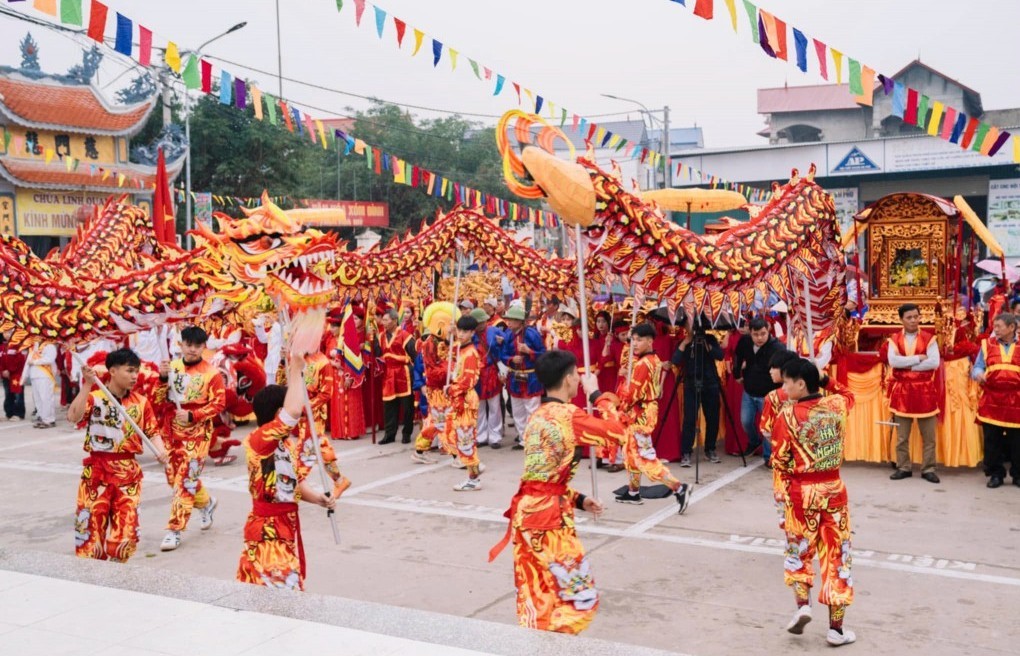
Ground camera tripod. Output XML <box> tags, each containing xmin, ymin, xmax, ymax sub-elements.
<box><xmin>655</xmin><ymin>330</ymin><xmax>747</xmax><ymax>485</ymax></box>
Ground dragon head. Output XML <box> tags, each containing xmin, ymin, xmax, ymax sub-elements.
<box><xmin>197</xmin><ymin>191</ymin><xmax>338</xmax><ymax>353</ymax></box>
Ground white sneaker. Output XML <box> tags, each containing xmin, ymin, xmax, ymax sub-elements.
<box><xmin>160</xmin><ymin>531</ymin><xmax>182</xmax><ymax>551</ymax></box>
<box><xmin>826</xmin><ymin>629</ymin><xmax>856</xmax><ymax>646</ymax></box>
<box><xmin>450</xmin><ymin>458</ymin><xmax>467</xmax><ymax>469</ymax></box>
<box><xmin>453</xmin><ymin>478</ymin><xmax>482</xmax><ymax>491</ymax></box>
<box><xmin>786</xmin><ymin>605</ymin><xmax>812</xmax><ymax>634</ymax></box>
<box><xmin>679</xmin><ymin>455</ymin><xmax>692</xmax><ymax>468</ymax></box>
<box><xmin>198</xmin><ymin>497</ymin><xmax>217</xmax><ymax>531</ymax></box>
<box><xmin>411</xmin><ymin>451</ymin><xmax>437</xmax><ymax>464</ymax></box>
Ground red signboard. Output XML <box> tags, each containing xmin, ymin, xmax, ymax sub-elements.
<box><xmin>297</xmin><ymin>199</ymin><xmax>389</xmax><ymax>227</ymax></box>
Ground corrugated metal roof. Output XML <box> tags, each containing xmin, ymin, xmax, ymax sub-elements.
<box><xmin>757</xmin><ymin>84</ymin><xmax>860</xmax><ymax>114</ymax></box>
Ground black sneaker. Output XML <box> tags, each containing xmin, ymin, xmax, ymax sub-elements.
<box><xmin>489</xmin><ymin>442</ymin><xmax>502</xmax><ymax>450</ymax></box>
<box><xmin>614</xmin><ymin>490</ymin><xmax>644</xmax><ymax>505</ymax></box>
<box><xmin>675</xmin><ymin>483</ymin><xmax>691</xmax><ymax>514</ymax></box>
<box><xmin>512</xmin><ymin>443</ymin><xmax>524</xmax><ymax>451</ymax></box>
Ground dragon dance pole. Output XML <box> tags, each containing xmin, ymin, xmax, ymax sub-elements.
<box><xmin>68</xmin><ymin>350</ymin><xmax>163</xmax><ymax>462</ymax></box>
<box><xmin>625</xmin><ymin>291</ymin><xmax>641</xmax><ymax>385</ymax></box>
<box><xmin>803</xmin><ymin>275</ymin><xmax>816</xmax><ymax>362</ymax></box>
<box><xmin>277</xmin><ymin>302</ymin><xmax>342</xmax><ymax>545</ymax></box>
<box><xmin>446</xmin><ymin>250</ymin><xmax>464</xmax><ymax>388</ymax></box>
<box><xmin>574</xmin><ymin>224</ymin><xmax>598</xmax><ymax>506</ymax></box>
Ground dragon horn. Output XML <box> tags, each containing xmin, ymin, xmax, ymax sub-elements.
<box><xmin>520</xmin><ymin>147</ymin><xmax>595</xmax><ymax>227</ymax></box>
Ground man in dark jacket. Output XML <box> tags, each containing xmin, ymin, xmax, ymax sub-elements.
<box><xmin>732</xmin><ymin>317</ymin><xmax>785</xmax><ymax>463</ymax></box>
<box><xmin>672</xmin><ymin>318</ymin><xmax>724</xmax><ymax>466</ymax></box>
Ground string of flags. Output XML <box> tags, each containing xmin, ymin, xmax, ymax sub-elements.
<box><xmin>174</xmin><ymin>188</ymin><xmax>291</xmax><ymax>208</ymax></box>
<box><xmin>9</xmin><ymin>0</ymin><xmax>559</xmax><ymax>227</ymax></box>
<box><xmin>664</xmin><ymin>0</ymin><xmax>1017</xmax><ymax>160</ymax></box>
<box><xmin>333</xmin><ymin>1</ymin><xmax>772</xmax><ymax>203</ymax></box>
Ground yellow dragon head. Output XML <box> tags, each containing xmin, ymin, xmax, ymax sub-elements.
<box><xmin>193</xmin><ymin>191</ymin><xmax>337</xmax><ymax>353</ymax></box>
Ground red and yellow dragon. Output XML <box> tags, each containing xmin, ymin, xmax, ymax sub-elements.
<box><xmin>1</xmin><ymin>111</ymin><xmax>848</xmax><ymax>359</ymax></box>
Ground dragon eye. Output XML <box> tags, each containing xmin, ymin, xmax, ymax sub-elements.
<box><xmin>238</xmin><ymin>236</ymin><xmax>283</xmax><ymax>255</ymax></box>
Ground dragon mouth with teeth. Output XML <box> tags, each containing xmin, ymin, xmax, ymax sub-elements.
<box><xmin>266</xmin><ymin>244</ymin><xmax>336</xmax><ymax>306</ymax></box>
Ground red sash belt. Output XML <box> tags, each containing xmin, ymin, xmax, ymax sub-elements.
<box><xmin>82</xmin><ymin>452</ymin><xmax>138</xmax><ymax>485</ymax></box>
<box><xmin>787</xmin><ymin>469</ymin><xmax>840</xmax><ymax>484</ymax></box>
<box><xmin>252</xmin><ymin>500</ymin><xmax>304</xmax><ymax>578</ymax></box>
<box><xmin>488</xmin><ymin>480</ymin><xmax>568</xmax><ymax>562</ymax></box>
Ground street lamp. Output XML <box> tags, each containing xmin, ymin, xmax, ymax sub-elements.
<box><xmin>601</xmin><ymin>93</ymin><xmax>671</xmax><ymax>190</ymax></box>
<box><xmin>183</xmin><ymin>22</ymin><xmax>247</xmax><ymax>247</ymax></box>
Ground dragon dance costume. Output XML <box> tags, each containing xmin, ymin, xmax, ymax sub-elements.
<box><xmin>443</xmin><ymin>341</ymin><xmax>482</xmax><ymax>474</ymax></box>
<box><xmin>154</xmin><ymin>358</ymin><xmax>225</xmax><ymax>531</ymax></box>
<box><xmin>237</xmin><ymin>409</ymin><xmax>309</xmax><ymax>590</ymax></box>
<box><xmin>769</xmin><ymin>378</ymin><xmax>855</xmax><ymax>621</ymax></box>
<box><xmin>617</xmin><ymin>352</ymin><xmax>681</xmax><ymax>493</ymax></box>
<box><xmin>489</xmin><ymin>395</ymin><xmax>625</xmax><ymax>634</ymax></box>
<box><xmin>74</xmin><ymin>389</ymin><xmax>160</xmax><ymax>562</ymax></box>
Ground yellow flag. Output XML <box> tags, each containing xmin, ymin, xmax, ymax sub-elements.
<box><xmin>595</xmin><ymin>127</ymin><xmax>606</xmax><ymax>145</ymax></box>
<box><xmin>449</xmin><ymin>48</ymin><xmax>459</xmax><ymax>70</ymax></box>
<box><xmin>724</xmin><ymin>0</ymin><xmax>738</xmax><ymax>31</ymax></box>
<box><xmin>831</xmin><ymin>49</ymin><xmax>843</xmax><ymax>84</ymax></box>
<box><xmin>927</xmin><ymin>101</ymin><xmax>944</xmax><ymax>136</ymax></box>
<box><xmin>165</xmin><ymin>42</ymin><xmax>181</xmax><ymax>73</ymax></box>
<box><xmin>251</xmin><ymin>85</ymin><xmax>264</xmax><ymax>121</ymax></box>
<box><xmin>101</xmin><ymin>169</ymin><xmax>111</xmax><ymax>181</ymax></box>
<box><xmin>607</xmin><ymin>134</ymin><xmax>621</xmax><ymax>149</ymax></box>
<box><xmin>1014</xmin><ymin>136</ymin><xmax>1020</xmax><ymax>164</ymax></box>
<box><xmin>117</xmin><ymin>173</ymin><xmax>125</xmax><ymax>187</ymax></box>
<box><xmin>44</xmin><ymin>148</ymin><xmax>54</xmax><ymax>164</ymax></box>
<box><xmin>315</xmin><ymin>119</ymin><xmax>327</xmax><ymax>149</ymax></box>
<box><xmin>64</xmin><ymin>156</ymin><xmax>73</xmax><ymax>172</ymax></box>
<box><xmin>412</xmin><ymin>29</ymin><xmax>424</xmax><ymax>56</ymax></box>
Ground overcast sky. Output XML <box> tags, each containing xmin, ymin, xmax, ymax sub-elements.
<box><xmin>2</xmin><ymin>0</ymin><xmax>1018</xmax><ymax>150</ymax></box>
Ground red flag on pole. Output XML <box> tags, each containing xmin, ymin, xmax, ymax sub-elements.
<box><xmin>152</xmin><ymin>149</ymin><xmax>177</xmax><ymax>245</ymax></box>
<box><xmin>693</xmin><ymin>0</ymin><xmax>714</xmax><ymax>20</ymax></box>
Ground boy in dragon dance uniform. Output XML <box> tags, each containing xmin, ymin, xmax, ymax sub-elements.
<box><xmin>68</xmin><ymin>349</ymin><xmax>167</xmax><ymax>562</ymax></box>
<box><xmin>295</xmin><ymin>350</ymin><xmax>350</xmax><ymax>496</ymax></box>
<box><xmin>614</xmin><ymin>323</ymin><xmax>690</xmax><ymax>510</ymax></box>
<box><xmin>488</xmin><ymin>350</ymin><xmax>625</xmax><ymax>634</ymax></box>
<box><xmin>237</xmin><ymin>352</ymin><xmax>336</xmax><ymax>591</ymax></box>
<box><xmin>155</xmin><ymin>326</ymin><xmax>226</xmax><ymax>552</ymax></box>
<box><xmin>771</xmin><ymin>358</ymin><xmax>856</xmax><ymax>647</ymax></box>
<box><xmin>412</xmin><ymin>302</ymin><xmax>457</xmax><ymax>465</ymax></box>
<box><xmin>447</xmin><ymin>316</ymin><xmax>485</xmax><ymax>491</ymax></box>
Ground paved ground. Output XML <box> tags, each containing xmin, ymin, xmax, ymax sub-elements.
<box><xmin>1</xmin><ymin>399</ymin><xmax>1019</xmax><ymax>655</ymax></box>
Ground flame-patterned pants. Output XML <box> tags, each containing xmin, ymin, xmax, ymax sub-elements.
<box><xmin>74</xmin><ymin>470</ymin><xmax>140</xmax><ymax>562</ymax></box>
<box><xmin>237</xmin><ymin>510</ymin><xmax>303</xmax><ymax>591</ymax></box>
<box><xmin>164</xmin><ymin>444</ymin><xmax>210</xmax><ymax>531</ymax></box>
<box><xmin>624</xmin><ymin>430</ymin><xmax>680</xmax><ymax>492</ymax></box>
<box><xmin>444</xmin><ymin>392</ymin><xmax>480</xmax><ymax>473</ymax></box>
<box><xmin>513</xmin><ymin>526</ymin><xmax>598</xmax><ymax>634</ymax></box>
<box><xmin>782</xmin><ymin>478</ymin><xmax>854</xmax><ymax>607</ymax></box>
<box><xmin>416</xmin><ymin>388</ymin><xmax>449</xmax><ymax>453</ymax></box>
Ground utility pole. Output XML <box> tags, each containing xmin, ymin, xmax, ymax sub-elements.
<box><xmin>275</xmin><ymin>0</ymin><xmax>284</xmax><ymax>97</ymax></box>
<box><xmin>662</xmin><ymin>105</ymin><xmax>671</xmax><ymax>189</ymax></box>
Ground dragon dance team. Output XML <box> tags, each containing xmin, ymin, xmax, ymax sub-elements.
<box><xmin>8</xmin><ymin>291</ymin><xmax>1019</xmax><ymax>646</ymax></box>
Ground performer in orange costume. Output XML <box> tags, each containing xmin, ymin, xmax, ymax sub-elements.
<box><xmin>489</xmin><ymin>350</ymin><xmax>625</xmax><ymax>634</ymax></box>
<box><xmin>154</xmin><ymin>326</ymin><xmax>226</xmax><ymax>552</ymax></box>
<box><xmin>614</xmin><ymin>323</ymin><xmax>690</xmax><ymax>510</ymax></box>
<box><xmin>237</xmin><ymin>353</ymin><xmax>336</xmax><ymax>590</ymax></box>
<box><xmin>68</xmin><ymin>349</ymin><xmax>167</xmax><ymax>562</ymax></box>
<box><xmin>413</xmin><ymin>330</ymin><xmax>449</xmax><ymax>464</ymax></box>
<box><xmin>447</xmin><ymin>316</ymin><xmax>484</xmax><ymax>490</ymax></box>
<box><xmin>296</xmin><ymin>350</ymin><xmax>350</xmax><ymax>496</ymax></box>
<box><xmin>771</xmin><ymin>358</ymin><xmax>856</xmax><ymax>647</ymax></box>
